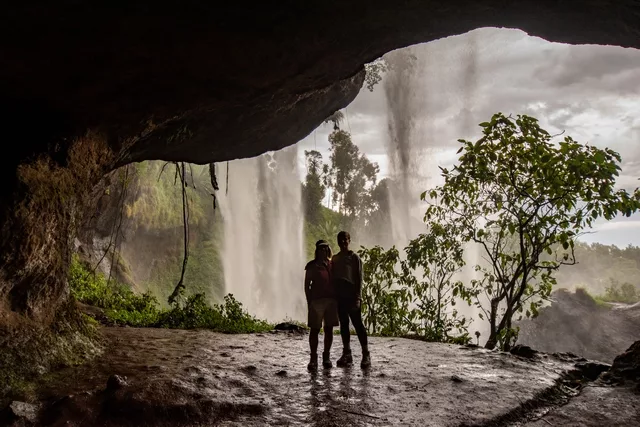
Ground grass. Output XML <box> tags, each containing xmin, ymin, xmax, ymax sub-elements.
<box><xmin>70</xmin><ymin>255</ymin><xmax>272</xmax><ymax>333</ymax></box>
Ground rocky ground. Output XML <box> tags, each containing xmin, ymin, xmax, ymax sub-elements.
<box><xmin>1</xmin><ymin>327</ymin><xmax>638</xmax><ymax>426</ymax></box>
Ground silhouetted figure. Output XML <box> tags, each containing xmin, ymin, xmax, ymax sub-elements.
<box><xmin>332</xmin><ymin>231</ymin><xmax>370</xmax><ymax>368</ymax></box>
<box><xmin>304</xmin><ymin>240</ymin><xmax>338</xmax><ymax>370</ymax></box>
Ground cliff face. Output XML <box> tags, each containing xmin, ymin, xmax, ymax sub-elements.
<box><xmin>76</xmin><ymin>162</ymin><xmax>225</xmax><ymax>303</ymax></box>
<box><xmin>517</xmin><ymin>289</ymin><xmax>640</xmax><ymax>363</ymax></box>
<box><xmin>1</xmin><ymin>0</ymin><xmax>640</xmax><ymax>350</ymax></box>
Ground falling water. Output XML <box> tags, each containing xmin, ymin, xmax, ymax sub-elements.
<box><xmin>218</xmin><ymin>146</ymin><xmax>306</xmax><ymax>322</ymax></box>
<box><xmin>383</xmin><ymin>47</ymin><xmax>430</xmax><ymax>248</ymax></box>
<box><xmin>382</xmin><ymin>33</ymin><xmax>486</xmax><ymax>337</ymax></box>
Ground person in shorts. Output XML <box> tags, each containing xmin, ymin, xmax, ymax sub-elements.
<box><xmin>304</xmin><ymin>239</ymin><xmax>339</xmax><ymax>370</ymax></box>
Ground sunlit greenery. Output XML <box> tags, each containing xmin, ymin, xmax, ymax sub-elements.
<box><xmin>358</xmin><ymin>238</ymin><xmax>471</xmax><ymax>344</ymax></box>
<box><xmin>600</xmin><ymin>278</ymin><xmax>640</xmax><ymax>304</ymax></box>
<box><xmin>423</xmin><ymin>113</ymin><xmax>640</xmax><ymax>350</ymax></box>
<box><xmin>70</xmin><ymin>256</ymin><xmax>272</xmax><ymax>333</ymax></box>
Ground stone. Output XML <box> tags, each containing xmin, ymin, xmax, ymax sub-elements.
<box><xmin>106</xmin><ymin>374</ymin><xmax>128</xmax><ymax>391</ymax></box>
<box><xmin>510</xmin><ymin>344</ymin><xmax>538</xmax><ymax>359</ymax></box>
<box><xmin>603</xmin><ymin>340</ymin><xmax>640</xmax><ymax>383</ymax></box>
<box><xmin>274</xmin><ymin>322</ymin><xmax>306</xmax><ymax>333</ymax></box>
<box><xmin>575</xmin><ymin>361</ymin><xmax>611</xmax><ymax>381</ymax></box>
<box><xmin>8</xmin><ymin>401</ymin><xmax>38</xmax><ymax>423</ymax></box>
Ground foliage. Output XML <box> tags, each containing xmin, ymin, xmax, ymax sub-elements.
<box><xmin>125</xmin><ymin>162</ymin><xmax>210</xmax><ymax>230</ymax></box>
<box><xmin>302</xmin><ymin>150</ymin><xmax>326</xmax><ymax>225</ymax></box>
<box><xmin>111</xmin><ymin>160</ymin><xmax>225</xmax><ymax>304</ymax></box>
<box><xmin>143</xmin><ymin>234</ymin><xmax>225</xmax><ymax>306</ymax></box>
<box><xmin>69</xmin><ymin>255</ymin><xmax>272</xmax><ymax>333</ymax></box>
<box><xmin>424</xmin><ymin>112</ymin><xmax>640</xmax><ymax>350</ymax></box>
<box><xmin>358</xmin><ymin>238</ymin><xmax>471</xmax><ymax>343</ymax></box>
<box><xmin>359</xmin><ymin>246</ymin><xmax>413</xmax><ymax>336</ymax></box>
<box><xmin>601</xmin><ymin>278</ymin><xmax>640</xmax><ymax>304</ymax></box>
<box><xmin>323</xmin><ymin>111</ymin><xmax>344</xmax><ymax>130</ymax></box>
<box><xmin>404</xmin><ymin>221</ymin><xmax>472</xmax><ymax>342</ymax></box>
<box><xmin>364</xmin><ymin>58</ymin><xmax>389</xmax><ymax>91</ymax></box>
<box><xmin>327</xmin><ymin>129</ymin><xmax>379</xmax><ymax>219</ymax></box>
<box><xmin>156</xmin><ymin>294</ymin><xmax>272</xmax><ymax>333</ymax></box>
<box><xmin>70</xmin><ymin>255</ymin><xmax>158</xmax><ymax>316</ymax></box>
<box><xmin>304</xmin><ymin>205</ymin><xmax>349</xmax><ymax>260</ymax></box>
<box><xmin>555</xmin><ymin>241</ymin><xmax>640</xmax><ymax>296</ymax></box>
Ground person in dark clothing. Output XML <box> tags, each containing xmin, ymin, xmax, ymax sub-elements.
<box><xmin>304</xmin><ymin>239</ymin><xmax>338</xmax><ymax>370</ymax></box>
<box><xmin>331</xmin><ymin>231</ymin><xmax>370</xmax><ymax>368</ymax></box>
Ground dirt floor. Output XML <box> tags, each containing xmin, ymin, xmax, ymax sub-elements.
<box><xmin>4</xmin><ymin>327</ymin><xmax>639</xmax><ymax>426</ymax></box>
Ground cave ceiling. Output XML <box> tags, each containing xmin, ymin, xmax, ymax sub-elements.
<box><xmin>2</xmin><ymin>1</ymin><xmax>639</xmax><ymax>167</ymax></box>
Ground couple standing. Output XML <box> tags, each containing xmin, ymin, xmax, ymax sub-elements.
<box><xmin>304</xmin><ymin>231</ymin><xmax>370</xmax><ymax>370</ymax></box>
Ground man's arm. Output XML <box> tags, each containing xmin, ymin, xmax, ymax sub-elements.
<box><xmin>304</xmin><ymin>269</ymin><xmax>312</xmax><ymax>304</ymax></box>
<box><xmin>354</xmin><ymin>254</ymin><xmax>363</xmax><ymax>303</ymax></box>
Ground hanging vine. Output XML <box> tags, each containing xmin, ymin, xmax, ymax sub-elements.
<box><xmin>226</xmin><ymin>161</ymin><xmax>230</xmax><ymax>195</ymax></box>
<box><xmin>93</xmin><ymin>165</ymin><xmax>130</xmax><ymax>283</ymax></box>
<box><xmin>168</xmin><ymin>161</ymin><xmax>190</xmax><ymax>305</ymax></box>
<box><xmin>209</xmin><ymin>163</ymin><xmax>219</xmax><ymax>212</ymax></box>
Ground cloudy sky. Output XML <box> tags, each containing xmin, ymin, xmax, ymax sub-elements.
<box><xmin>295</xmin><ymin>27</ymin><xmax>640</xmax><ymax>248</ymax></box>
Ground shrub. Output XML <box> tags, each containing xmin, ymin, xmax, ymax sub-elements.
<box><xmin>69</xmin><ymin>256</ymin><xmax>272</xmax><ymax>333</ymax></box>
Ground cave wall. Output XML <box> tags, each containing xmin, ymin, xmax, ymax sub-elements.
<box><xmin>1</xmin><ymin>1</ymin><xmax>640</xmax><ymax>324</ymax></box>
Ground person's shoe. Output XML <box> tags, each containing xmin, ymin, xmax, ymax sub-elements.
<box><xmin>361</xmin><ymin>351</ymin><xmax>371</xmax><ymax>369</ymax></box>
<box><xmin>336</xmin><ymin>352</ymin><xmax>353</xmax><ymax>367</ymax></box>
<box><xmin>307</xmin><ymin>354</ymin><xmax>318</xmax><ymax>371</ymax></box>
<box><xmin>322</xmin><ymin>352</ymin><xmax>332</xmax><ymax>369</ymax></box>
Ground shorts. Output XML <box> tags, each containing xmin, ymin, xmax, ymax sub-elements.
<box><xmin>307</xmin><ymin>298</ymin><xmax>339</xmax><ymax>330</ymax></box>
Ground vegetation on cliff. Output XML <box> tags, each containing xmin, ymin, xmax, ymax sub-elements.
<box><xmin>70</xmin><ymin>256</ymin><xmax>271</xmax><ymax>333</ymax></box>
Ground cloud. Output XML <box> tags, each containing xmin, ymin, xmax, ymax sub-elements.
<box><xmin>295</xmin><ymin>27</ymin><xmax>640</xmax><ymax>245</ymax></box>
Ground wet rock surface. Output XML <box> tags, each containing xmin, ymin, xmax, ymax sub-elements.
<box><xmin>14</xmin><ymin>328</ymin><xmax>640</xmax><ymax>426</ymax></box>
<box><xmin>602</xmin><ymin>340</ymin><xmax>640</xmax><ymax>385</ymax></box>
<box><xmin>1</xmin><ymin>401</ymin><xmax>39</xmax><ymax>425</ymax></box>
<box><xmin>524</xmin><ymin>386</ymin><xmax>640</xmax><ymax>427</ymax></box>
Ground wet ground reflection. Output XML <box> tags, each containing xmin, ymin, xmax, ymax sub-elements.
<box><xmin>30</xmin><ymin>327</ymin><xmax>579</xmax><ymax>426</ymax></box>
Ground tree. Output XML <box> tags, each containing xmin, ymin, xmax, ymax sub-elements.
<box><xmin>364</xmin><ymin>58</ymin><xmax>389</xmax><ymax>92</ymax></box>
<box><xmin>604</xmin><ymin>278</ymin><xmax>639</xmax><ymax>303</ymax></box>
<box><xmin>358</xmin><ymin>245</ymin><xmax>413</xmax><ymax>336</ymax></box>
<box><xmin>404</xmin><ymin>221</ymin><xmax>471</xmax><ymax>342</ymax></box>
<box><xmin>357</xmin><ymin>239</ymin><xmax>472</xmax><ymax>343</ymax></box>
<box><xmin>366</xmin><ymin>178</ymin><xmax>393</xmax><ymax>245</ymax></box>
<box><xmin>302</xmin><ymin>150</ymin><xmax>325</xmax><ymax>225</ymax></box>
<box><xmin>327</xmin><ymin>129</ymin><xmax>379</xmax><ymax>219</ymax></box>
<box><xmin>425</xmin><ymin>113</ymin><xmax>640</xmax><ymax>350</ymax></box>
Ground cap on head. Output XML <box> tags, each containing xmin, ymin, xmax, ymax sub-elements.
<box><xmin>315</xmin><ymin>239</ymin><xmax>330</xmax><ymax>248</ymax></box>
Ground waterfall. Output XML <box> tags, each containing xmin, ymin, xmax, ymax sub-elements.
<box><xmin>218</xmin><ymin>146</ymin><xmax>306</xmax><ymax>322</ymax></box>
<box><xmin>383</xmin><ymin>47</ymin><xmax>430</xmax><ymax>249</ymax></box>
<box><xmin>382</xmin><ymin>34</ymin><xmax>485</xmax><ymax>337</ymax></box>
